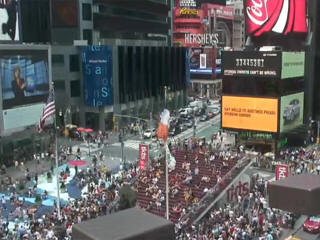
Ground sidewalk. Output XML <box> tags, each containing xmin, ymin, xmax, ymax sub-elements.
<box><xmin>0</xmin><ymin>131</ymin><xmax>133</xmax><ymax>183</ymax></box>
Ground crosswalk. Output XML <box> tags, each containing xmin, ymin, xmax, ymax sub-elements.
<box><xmin>112</xmin><ymin>139</ymin><xmax>148</xmax><ymax>150</ymax></box>
<box><xmin>71</xmin><ymin>143</ymin><xmax>103</xmax><ymax>155</ymax></box>
<box><xmin>110</xmin><ymin>115</ymin><xmax>222</xmax><ymax>151</ymax></box>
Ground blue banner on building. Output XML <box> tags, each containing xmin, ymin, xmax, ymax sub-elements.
<box><xmin>82</xmin><ymin>46</ymin><xmax>113</xmax><ymax>107</ymax></box>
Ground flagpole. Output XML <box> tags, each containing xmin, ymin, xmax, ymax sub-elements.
<box><xmin>165</xmin><ymin>143</ymin><xmax>169</xmax><ymax>220</ymax></box>
<box><xmin>52</xmin><ymin>82</ymin><xmax>61</xmax><ymax>219</ymax></box>
<box><xmin>55</xmin><ymin>120</ymin><xmax>61</xmax><ymax>219</ymax></box>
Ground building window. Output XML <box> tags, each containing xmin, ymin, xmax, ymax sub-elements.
<box><xmin>69</xmin><ymin>54</ymin><xmax>80</xmax><ymax>72</ymax></box>
<box><xmin>54</xmin><ymin>81</ymin><xmax>65</xmax><ymax>90</ymax></box>
<box><xmin>52</xmin><ymin>54</ymin><xmax>64</xmax><ymax>65</ymax></box>
<box><xmin>82</xmin><ymin>3</ymin><xmax>92</xmax><ymax>21</ymax></box>
<box><xmin>83</xmin><ymin>29</ymin><xmax>92</xmax><ymax>45</ymax></box>
<box><xmin>70</xmin><ymin>80</ymin><xmax>80</xmax><ymax>97</ymax></box>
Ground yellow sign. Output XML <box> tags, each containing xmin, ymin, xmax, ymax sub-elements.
<box><xmin>179</xmin><ymin>7</ymin><xmax>199</xmax><ymax>16</ymax></box>
<box><xmin>222</xmin><ymin>96</ymin><xmax>278</xmax><ymax>133</ymax></box>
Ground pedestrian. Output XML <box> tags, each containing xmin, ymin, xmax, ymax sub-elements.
<box><xmin>317</xmin><ymin>164</ymin><xmax>320</xmax><ymax>175</ymax></box>
<box><xmin>15</xmin><ymin>160</ymin><xmax>19</xmax><ymax>168</ymax></box>
<box><xmin>1</xmin><ymin>196</ymin><xmax>6</xmax><ymax>209</ymax></box>
<box><xmin>35</xmin><ymin>174</ymin><xmax>38</xmax><ymax>184</ymax></box>
<box><xmin>75</xmin><ymin>165</ymin><xmax>78</xmax><ymax>175</ymax></box>
<box><xmin>20</xmin><ymin>161</ymin><xmax>24</xmax><ymax>171</ymax></box>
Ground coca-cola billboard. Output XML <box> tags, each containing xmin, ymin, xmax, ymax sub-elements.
<box><xmin>245</xmin><ymin>0</ymin><xmax>307</xmax><ymax>37</ymax></box>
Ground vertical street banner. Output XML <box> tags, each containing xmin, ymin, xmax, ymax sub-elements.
<box><xmin>139</xmin><ymin>144</ymin><xmax>149</xmax><ymax>170</ymax></box>
<box><xmin>82</xmin><ymin>46</ymin><xmax>113</xmax><ymax>107</ymax></box>
<box><xmin>275</xmin><ymin>164</ymin><xmax>289</xmax><ymax>180</ymax></box>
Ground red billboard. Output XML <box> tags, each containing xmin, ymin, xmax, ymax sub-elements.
<box><xmin>245</xmin><ymin>0</ymin><xmax>307</xmax><ymax>37</ymax></box>
<box><xmin>173</xmin><ymin>4</ymin><xmax>233</xmax><ymax>47</ymax></box>
<box><xmin>139</xmin><ymin>144</ymin><xmax>149</xmax><ymax>170</ymax></box>
<box><xmin>275</xmin><ymin>164</ymin><xmax>289</xmax><ymax>180</ymax></box>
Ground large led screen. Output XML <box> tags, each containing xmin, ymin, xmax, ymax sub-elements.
<box><xmin>82</xmin><ymin>46</ymin><xmax>113</xmax><ymax>107</ymax></box>
<box><xmin>281</xmin><ymin>52</ymin><xmax>305</xmax><ymax>79</ymax></box>
<box><xmin>245</xmin><ymin>0</ymin><xmax>307</xmax><ymax>37</ymax></box>
<box><xmin>1</xmin><ymin>49</ymin><xmax>49</xmax><ymax>110</ymax></box>
<box><xmin>0</xmin><ymin>0</ymin><xmax>20</xmax><ymax>41</ymax></box>
<box><xmin>222</xmin><ymin>96</ymin><xmax>278</xmax><ymax>133</ymax></box>
<box><xmin>222</xmin><ymin>51</ymin><xmax>281</xmax><ymax>78</ymax></box>
<box><xmin>173</xmin><ymin>4</ymin><xmax>233</xmax><ymax>47</ymax></box>
<box><xmin>280</xmin><ymin>92</ymin><xmax>304</xmax><ymax>133</ymax></box>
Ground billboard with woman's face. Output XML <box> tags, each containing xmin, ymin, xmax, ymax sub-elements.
<box><xmin>1</xmin><ymin>49</ymin><xmax>49</xmax><ymax>109</ymax></box>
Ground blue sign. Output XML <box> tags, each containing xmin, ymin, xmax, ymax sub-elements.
<box><xmin>82</xmin><ymin>46</ymin><xmax>113</xmax><ymax>107</ymax></box>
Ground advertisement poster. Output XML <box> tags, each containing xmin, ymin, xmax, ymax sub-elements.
<box><xmin>139</xmin><ymin>144</ymin><xmax>149</xmax><ymax>171</ymax></box>
<box><xmin>3</xmin><ymin>102</ymin><xmax>45</xmax><ymax>129</ymax></box>
<box><xmin>1</xmin><ymin>49</ymin><xmax>49</xmax><ymax>110</ymax></box>
<box><xmin>190</xmin><ymin>47</ymin><xmax>219</xmax><ymax>79</ymax></box>
<box><xmin>222</xmin><ymin>96</ymin><xmax>278</xmax><ymax>133</ymax></box>
<box><xmin>245</xmin><ymin>0</ymin><xmax>307</xmax><ymax>36</ymax></box>
<box><xmin>222</xmin><ymin>51</ymin><xmax>281</xmax><ymax>78</ymax></box>
<box><xmin>281</xmin><ymin>52</ymin><xmax>305</xmax><ymax>79</ymax></box>
<box><xmin>82</xmin><ymin>46</ymin><xmax>113</xmax><ymax>107</ymax></box>
<box><xmin>0</xmin><ymin>0</ymin><xmax>20</xmax><ymax>41</ymax></box>
<box><xmin>199</xmin><ymin>53</ymin><xmax>206</xmax><ymax>69</ymax></box>
<box><xmin>280</xmin><ymin>92</ymin><xmax>304</xmax><ymax>133</ymax></box>
<box><xmin>275</xmin><ymin>164</ymin><xmax>289</xmax><ymax>180</ymax></box>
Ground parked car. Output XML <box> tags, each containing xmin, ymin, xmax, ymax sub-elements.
<box><xmin>303</xmin><ymin>216</ymin><xmax>320</xmax><ymax>233</ymax></box>
<box><xmin>169</xmin><ymin>127</ymin><xmax>181</xmax><ymax>136</ymax></box>
<box><xmin>200</xmin><ymin>114</ymin><xmax>209</xmax><ymax>121</ymax></box>
<box><xmin>283</xmin><ymin>99</ymin><xmax>300</xmax><ymax>122</ymax></box>
<box><xmin>210</xmin><ymin>107</ymin><xmax>220</xmax><ymax>115</ymax></box>
<box><xmin>185</xmin><ymin>119</ymin><xmax>194</xmax><ymax>128</ymax></box>
<box><xmin>179</xmin><ymin>124</ymin><xmax>188</xmax><ymax>132</ymax></box>
<box><xmin>195</xmin><ymin>108</ymin><xmax>205</xmax><ymax>116</ymax></box>
<box><xmin>208</xmin><ymin>112</ymin><xmax>215</xmax><ymax>118</ymax></box>
<box><xmin>143</xmin><ymin>128</ymin><xmax>156</xmax><ymax>139</ymax></box>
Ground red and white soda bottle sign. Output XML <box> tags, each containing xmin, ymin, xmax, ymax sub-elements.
<box><xmin>245</xmin><ymin>0</ymin><xmax>307</xmax><ymax>36</ymax></box>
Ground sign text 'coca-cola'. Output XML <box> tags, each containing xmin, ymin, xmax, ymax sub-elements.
<box><xmin>245</xmin><ymin>0</ymin><xmax>307</xmax><ymax>36</ymax></box>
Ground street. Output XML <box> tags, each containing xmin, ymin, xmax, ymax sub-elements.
<box><xmin>108</xmin><ymin>115</ymin><xmax>222</xmax><ymax>166</ymax></box>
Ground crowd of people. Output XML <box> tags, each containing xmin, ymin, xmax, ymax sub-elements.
<box><xmin>175</xmin><ymin>174</ymin><xmax>295</xmax><ymax>240</ymax></box>
<box><xmin>0</xmin><ymin>156</ymin><xmax>139</xmax><ymax>240</ymax></box>
<box><xmin>1</xmin><ymin>124</ymin><xmax>320</xmax><ymax>240</ymax></box>
<box><xmin>136</xmin><ymin>134</ymin><xmax>245</xmax><ymax>224</ymax></box>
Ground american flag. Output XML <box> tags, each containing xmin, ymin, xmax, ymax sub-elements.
<box><xmin>38</xmin><ymin>86</ymin><xmax>55</xmax><ymax>132</ymax></box>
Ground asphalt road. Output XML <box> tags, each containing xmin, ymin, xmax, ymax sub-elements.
<box><xmin>107</xmin><ymin>115</ymin><xmax>222</xmax><ymax>165</ymax></box>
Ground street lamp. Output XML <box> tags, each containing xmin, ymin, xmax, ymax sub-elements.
<box><xmin>317</xmin><ymin>120</ymin><xmax>320</xmax><ymax>144</ymax></box>
<box><xmin>121</xmin><ymin>141</ymin><xmax>125</xmax><ymax>170</ymax></box>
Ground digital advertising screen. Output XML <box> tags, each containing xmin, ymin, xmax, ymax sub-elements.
<box><xmin>173</xmin><ymin>3</ymin><xmax>233</xmax><ymax>47</ymax></box>
<box><xmin>0</xmin><ymin>0</ymin><xmax>20</xmax><ymax>41</ymax></box>
<box><xmin>1</xmin><ymin>49</ymin><xmax>49</xmax><ymax>110</ymax></box>
<box><xmin>245</xmin><ymin>0</ymin><xmax>308</xmax><ymax>37</ymax></box>
<box><xmin>222</xmin><ymin>95</ymin><xmax>278</xmax><ymax>133</ymax></box>
<box><xmin>222</xmin><ymin>51</ymin><xmax>281</xmax><ymax>78</ymax></box>
<box><xmin>176</xmin><ymin>0</ymin><xmax>226</xmax><ymax>8</ymax></box>
<box><xmin>82</xmin><ymin>46</ymin><xmax>113</xmax><ymax>107</ymax></box>
<box><xmin>281</xmin><ymin>52</ymin><xmax>305</xmax><ymax>79</ymax></box>
<box><xmin>280</xmin><ymin>92</ymin><xmax>304</xmax><ymax>133</ymax></box>
<box><xmin>3</xmin><ymin>102</ymin><xmax>45</xmax><ymax>130</ymax></box>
